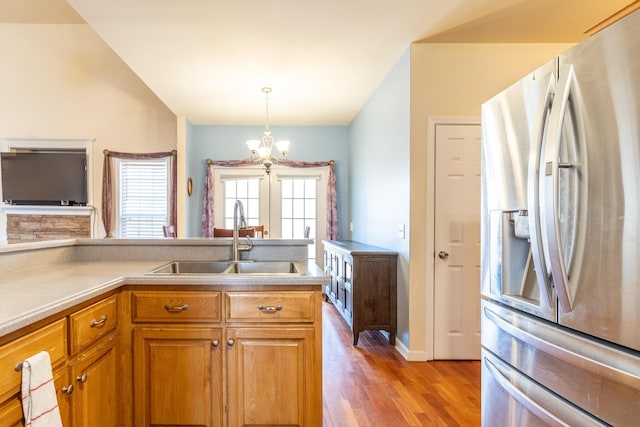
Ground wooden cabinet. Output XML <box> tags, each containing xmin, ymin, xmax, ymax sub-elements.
<box><xmin>133</xmin><ymin>327</ymin><xmax>223</xmax><ymax>427</ymax></box>
<box><xmin>0</xmin><ymin>365</ymin><xmax>70</xmax><ymax>427</ymax></box>
<box><xmin>68</xmin><ymin>334</ymin><xmax>119</xmax><ymax>427</ymax></box>
<box><xmin>323</xmin><ymin>240</ymin><xmax>398</xmax><ymax>346</ymax></box>
<box><xmin>129</xmin><ymin>288</ymin><xmax>322</xmax><ymax>427</ymax></box>
<box><xmin>130</xmin><ymin>290</ymin><xmax>223</xmax><ymax>427</ymax></box>
<box><xmin>1</xmin><ymin>283</ymin><xmax>323</xmax><ymax>427</ymax></box>
<box><xmin>65</xmin><ymin>294</ymin><xmax>120</xmax><ymax>427</ymax></box>
<box><xmin>225</xmin><ymin>290</ymin><xmax>322</xmax><ymax>427</ymax></box>
<box><xmin>226</xmin><ymin>327</ymin><xmax>315</xmax><ymax>426</ymax></box>
<box><xmin>585</xmin><ymin>1</ymin><xmax>640</xmax><ymax>36</ymax></box>
<box><xmin>0</xmin><ymin>294</ymin><xmax>119</xmax><ymax>427</ymax></box>
<box><xmin>69</xmin><ymin>294</ymin><xmax>118</xmax><ymax>354</ymax></box>
<box><xmin>0</xmin><ymin>318</ymin><xmax>67</xmax><ymax>427</ymax></box>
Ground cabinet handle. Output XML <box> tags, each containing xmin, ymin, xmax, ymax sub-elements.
<box><xmin>62</xmin><ymin>384</ymin><xmax>74</xmax><ymax>394</ymax></box>
<box><xmin>227</xmin><ymin>339</ymin><xmax>235</xmax><ymax>346</ymax></box>
<box><xmin>257</xmin><ymin>304</ymin><xmax>283</xmax><ymax>313</ymax></box>
<box><xmin>164</xmin><ymin>304</ymin><xmax>190</xmax><ymax>312</ymax></box>
<box><xmin>212</xmin><ymin>339</ymin><xmax>219</xmax><ymax>347</ymax></box>
<box><xmin>90</xmin><ymin>314</ymin><xmax>108</xmax><ymax>328</ymax></box>
<box><xmin>77</xmin><ymin>373</ymin><xmax>88</xmax><ymax>384</ymax></box>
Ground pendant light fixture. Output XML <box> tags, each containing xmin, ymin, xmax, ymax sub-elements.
<box><xmin>246</xmin><ymin>87</ymin><xmax>290</xmax><ymax>174</ymax></box>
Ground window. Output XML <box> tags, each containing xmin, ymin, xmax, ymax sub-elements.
<box><xmin>223</xmin><ymin>178</ymin><xmax>261</xmax><ymax>228</ymax></box>
<box><xmin>116</xmin><ymin>158</ymin><xmax>170</xmax><ymax>238</ymax></box>
<box><xmin>279</xmin><ymin>177</ymin><xmax>318</xmax><ymax>259</ymax></box>
<box><xmin>213</xmin><ymin>165</ymin><xmax>328</xmax><ymax>265</ymax></box>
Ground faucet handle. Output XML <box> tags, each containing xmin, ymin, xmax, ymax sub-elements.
<box><xmin>238</xmin><ymin>236</ymin><xmax>254</xmax><ymax>253</ymax></box>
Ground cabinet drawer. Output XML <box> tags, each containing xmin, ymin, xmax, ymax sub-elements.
<box><xmin>226</xmin><ymin>291</ymin><xmax>315</xmax><ymax>323</ymax></box>
<box><xmin>69</xmin><ymin>294</ymin><xmax>118</xmax><ymax>354</ymax></box>
<box><xmin>0</xmin><ymin>318</ymin><xmax>66</xmax><ymax>400</ymax></box>
<box><xmin>132</xmin><ymin>291</ymin><xmax>221</xmax><ymax>323</ymax></box>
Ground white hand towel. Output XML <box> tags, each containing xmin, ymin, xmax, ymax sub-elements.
<box><xmin>21</xmin><ymin>350</ymin><xmax>63</xmax><ymax>427</ymax></box>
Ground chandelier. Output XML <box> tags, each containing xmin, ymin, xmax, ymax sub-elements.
<box><xmin>246</xmin><ymin>87</ymin><xmax>290</xmax><ymax>174</ymax></box>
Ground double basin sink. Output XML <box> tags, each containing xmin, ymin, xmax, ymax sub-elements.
<box><xmin>146</xmin><ymin>260</ymin><xmax>307</xmax><ymax>276</ymax></box>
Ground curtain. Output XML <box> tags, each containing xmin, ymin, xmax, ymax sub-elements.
<box><xmin>201</xmin><ymin>158</ymin><xmax>338</xmax><ymax>240</ymax></box>
<box><xmin>102</xmin><ymin>150</ymin><xmax>177</xmax><ymax>238</ymax></box>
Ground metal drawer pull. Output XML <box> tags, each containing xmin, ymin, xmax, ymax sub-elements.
<box><xmin>227</xmin><ymin>339</ymin><xmax>235</xmax><ymax>346</ymax></box>
<box><xmin>62</xmin><ymin>384</ymin><xmax>74</xmax><ymax>394</ymax></box>
<box><xmin>90</xmin><ymin>315</ymin><xmax>108</xmax><ymax>328</ymax></box>
<box><xmin>77</xmin><ymin>373</ymin><xmax>88</xmax><ymax>384</ymax></box>
<box><xmin>164</xmin><ymin>304</ymin><xmax>190</xmax><ymax>312</ymax></box>
<box><xmin>257</xmin><ymin>304</ymin><xmax>283</xmax><ymax>313</ymax></box>
<box><xmin>212</xmin><ymin>339</ymin><xmax>219</xmax><ymax>347</ymax></box>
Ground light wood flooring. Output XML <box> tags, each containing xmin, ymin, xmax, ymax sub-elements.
<box><xmin>322</xmin><ymin>301</ymin><xmax>481</xmax><ymax>426</ymax></box>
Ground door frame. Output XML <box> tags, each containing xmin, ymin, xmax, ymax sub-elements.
<box><xmin>425</xmin><ymin>117</ymin><xmax>480</xmax><ymax>360</ymax></box>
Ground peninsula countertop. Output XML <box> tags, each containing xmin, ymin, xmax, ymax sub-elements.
<box><xmin>0</xmin><ymin>238</ymin><xmax>328</xmax><ymax>339</ymax></box>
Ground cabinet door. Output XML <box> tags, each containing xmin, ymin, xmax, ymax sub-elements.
<box><xmin>343</xmin><ymin>258</ymin><xmax>354</xmax><ymax>320</ymax></box>
<box><xmin>67</xmin><ymin>335</ymin><xmax>120</xmax><ymax>427</ymax></box>
<box><xmin>54</xmin><ymin>365</ymin><xmax>72</xmax><ymax>427</ymax></box>
<box><xmin>0</xmin><ymin>365</ymin><xmax>71</xmax><ymax>427</ymax></box>
<box><xmin>69</xmin><ymin>334</ymin><xmax>119</xmax><ymax>427</ymax></box>
<box><xmin>326</xmin><ymin>251</ymin><xmax>337</xmax><ymax>301</ymax></box>
<box><xmin>133</xmin><ymin>327</ymin><xmax>223</xmax><ymax>427</ymax></box>
<box><xmin>226</xmin><ymin>327</ymin><xmax>318</xmax><ymax>427</ymax></box>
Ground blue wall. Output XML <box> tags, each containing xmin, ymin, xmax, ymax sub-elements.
<box><xmin>185</xmin><ymin>125</ymin><xmax>350</xmax><ymax>237</ymax></box>
<box><xmin>349</xmin><ymin>49</ymin><xmax>411</xmax><ymax>345</ymax></box>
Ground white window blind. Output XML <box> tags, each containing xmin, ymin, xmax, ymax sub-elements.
<box><xmin>118</xmin><ymin>159</ymin><xmax>169</xmax><ymax>238</ymax></box>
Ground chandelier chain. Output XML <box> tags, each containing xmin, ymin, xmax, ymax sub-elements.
<box><xmin>263</xmin><ymin>87</ymin><xmax>271</xmax><ymax>131</ymax></box>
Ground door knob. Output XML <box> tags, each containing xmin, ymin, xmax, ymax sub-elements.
<box><xmin>438</xmin><ymin>251</ymin><xmax>449</xmax><ymax>261</ymax></box>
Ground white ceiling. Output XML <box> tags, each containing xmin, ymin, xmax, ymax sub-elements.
<box><xmin>1</xmin><ymin>0</ymin><xmax>632</xmax><ymax>125</ymax></box>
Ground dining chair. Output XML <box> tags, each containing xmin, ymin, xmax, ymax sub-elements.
<box><xmin>213</xmin><ymin>227</ymin><xmax>254</xmax><ymax>237</ymax></box>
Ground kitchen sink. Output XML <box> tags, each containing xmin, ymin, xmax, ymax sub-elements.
<box><xmin>148</xmin><ymin>261</ymin><xmax>232</xmax><ymax>274</ymax></box>
<box><xmin>145</xmin><ymin>260</ymin><xmax>306</xmax><ymax>275</ymax></box>
<box><xmin>225</xmin><ymin>261</ymin><xmax>305</xmax><ymax>274</ymax></box>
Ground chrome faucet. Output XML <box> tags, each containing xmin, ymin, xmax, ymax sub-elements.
<box><xmin>232</xmin><ymin>200</ymin><xmax>254</xmax><ymax>261</ymax></box>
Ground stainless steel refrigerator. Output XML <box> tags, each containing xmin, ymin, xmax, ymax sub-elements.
<box><xmin>480</xmin><ymin>10</ymin><xmax>640</xmax><ymax>426</ymax></box>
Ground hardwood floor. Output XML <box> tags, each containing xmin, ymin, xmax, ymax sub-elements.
<box><xmin>322</xmin><ymin>301</ymin><xmax>481</xmax><ymax>427</ymax></box>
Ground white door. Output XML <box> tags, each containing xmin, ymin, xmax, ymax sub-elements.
<box><xmin>433</xmin><ymin>124</ymin><xmax>481</xmax><ymax>360</ymax></box>
<box><xmin>212</xmin><ymin>165</ymin><xmax>328</xmax><ymax>265</ymax></box>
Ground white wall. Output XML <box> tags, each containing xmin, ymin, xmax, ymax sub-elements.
<box><xmin>408</xmin><ymin>42</ymin><xmax>574</xmax><ymax>359</ymax></box>
<box><xmin>0</xmin><ymin>23</ymin><xmax>177</xmax><ymax>238</ymax></box>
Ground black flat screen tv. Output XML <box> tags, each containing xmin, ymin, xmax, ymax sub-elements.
<box><xmin>1</xmin><ymin>152</ymin><xmax>88</xmax><ymax>206</ymax></box>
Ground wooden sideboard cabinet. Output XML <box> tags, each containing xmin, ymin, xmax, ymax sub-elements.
<box><xmin>322</xmin><ymin>240</ymin><xmax>398</xmax><ymax>346</ymax></box>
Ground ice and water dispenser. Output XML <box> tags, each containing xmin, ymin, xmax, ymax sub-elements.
<box><xmin>488</xmin><ymin>209</ymin><xmax>542</xmax><ymax>308</ymax></box>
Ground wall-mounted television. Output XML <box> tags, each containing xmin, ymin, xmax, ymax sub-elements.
<box><xmin>1</xmin><ymin>152</ymin><xmax>88</xmax><ymax>206</ymax></box>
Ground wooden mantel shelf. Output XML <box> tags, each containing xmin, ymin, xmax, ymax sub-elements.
<box><xmin>1</xmin><ymin>205</ymin><xmax>93</xmax><ymax>216</ymax></box>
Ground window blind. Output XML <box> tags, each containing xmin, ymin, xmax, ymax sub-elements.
<box><xmin>118</xmin><ymin>159</ymin><xmax>169</xmax><ymax>238</ymax></box>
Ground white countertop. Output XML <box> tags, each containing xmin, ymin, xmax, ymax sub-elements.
<box><xmin>0</xmin><ymin>258</ymin><xmax>328</xmax><ymax>339</ymax></box>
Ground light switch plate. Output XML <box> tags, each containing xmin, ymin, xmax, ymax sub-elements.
<box><xmin>397</xmin><ymin>224</ymin><xmax>405</xmax><ymax>239</ymax></box>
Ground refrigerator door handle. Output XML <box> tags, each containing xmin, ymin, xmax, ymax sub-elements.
<box><xmin>484</xmin><ymin>303</ymin><xmax>640</xmax><ymax>388</ymax></box>
<box><xmin>484</xmin><ymin>358</ymin><xmax>567</xmax><ymax>426</ymax></box>
<box><xmin>528</xmin><ymin>72</ymin><xmax>556</xmax><ymax>309</ymax></box>
<box><xmin>483</xmin><ymin>354</ymin><xmax>606</xmax><ymax>427</ymax></box>
<box><xmin>541</xmin><ymin>64</ymin><xmax>580</xmax><ymax>313</ymax></box>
